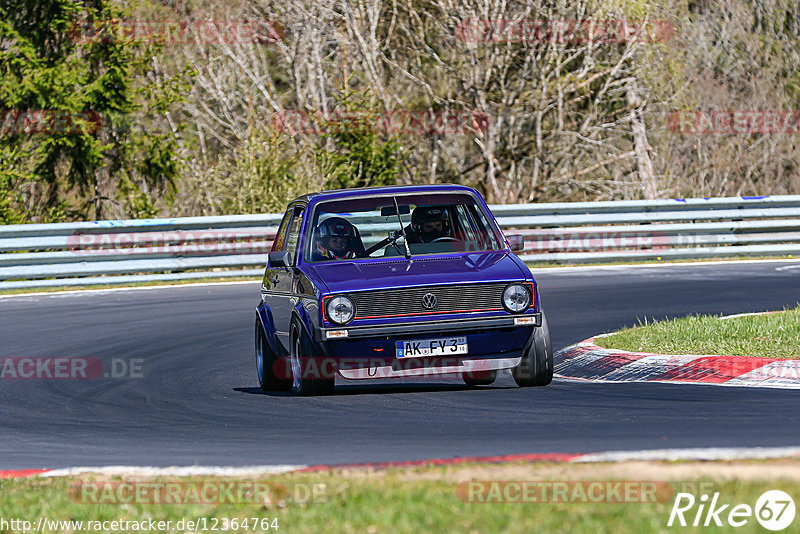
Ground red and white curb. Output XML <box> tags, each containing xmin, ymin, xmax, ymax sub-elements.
<box><xmin>555</xmin><ymin>340</ymin><xmax>800</xmax><ymax>389</ymax></box>
<box><xmin>3</xmin><ymin>447</ymin><xmax>800</xmax><ymax>479</ymax></box>
<box><xmin>555</xmin><ymin>315</ymin><xmax>800</xmax><ymax>389</ymax></box>
<box><xmin>0</xmin><ymin>465</ymin><xmax>305</xmax><ymax>479</ymax></box>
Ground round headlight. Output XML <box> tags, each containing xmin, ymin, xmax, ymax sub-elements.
<box><xmin>326</xmin><ymin>295</ymin><xmax>355</xmax><ymax>325</ymax></box>
<box><xmin>502</xmin><ymin>283</ymin><xmax>531</xmax><ymax>313</ymax></box>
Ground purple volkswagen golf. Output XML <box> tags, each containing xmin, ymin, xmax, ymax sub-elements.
<box><xmin>255</xmin><ymin>184</ymin><xmax>552</xmax><ymax>395</ymax></box>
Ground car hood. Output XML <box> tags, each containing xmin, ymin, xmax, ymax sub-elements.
<box><xmin>308</xmin><ymin>252</ymin><xmax>528</xmax><ymax>294</ymax></box>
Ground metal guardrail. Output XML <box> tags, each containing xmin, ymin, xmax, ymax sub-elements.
<box><xmin>1</xmin><ymin>195</ymin><xmax>799</xmax><ymax>290</ymax></box>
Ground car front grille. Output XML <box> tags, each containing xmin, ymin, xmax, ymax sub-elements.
<box><xmin>348</xmin><ymin>283</ymin><xmax>508</xmax><ymax>319</ymax></box>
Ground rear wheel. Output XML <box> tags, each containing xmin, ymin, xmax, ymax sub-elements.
<box><xmin>462</xmin><ymin>370</ymin><xmax>497</xmax><ymax>386</ymax></box>
<box><xmin>255</xmin><ymin>317</ymin><xmax>291</xmax><ymax>392</ymax></box>
<box><xmin>512</xmin><ymin>311</ymin><xmax>553</xmax><ymax>387</ymax></box>
<box><xmin>290</xmin><ymin>320</ymin><xmax>335</xmax><ymax>396</ymax></box>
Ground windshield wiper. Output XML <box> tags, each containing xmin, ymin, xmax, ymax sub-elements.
<box><xmin>392</xmin><ymin>196</ymin><xmax>412</xmax><ymax>260</ymax></box>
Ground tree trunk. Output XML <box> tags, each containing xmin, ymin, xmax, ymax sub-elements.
<box><xmin>627</xmin><ymin>79</ymin><xmax>658</xmax><ymax>199</ymax></box>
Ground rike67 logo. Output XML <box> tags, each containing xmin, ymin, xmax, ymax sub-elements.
<box><xmin>668</xmin><ymin>490</ymin><xmax>795</xmax><ymax>531</ymax></box>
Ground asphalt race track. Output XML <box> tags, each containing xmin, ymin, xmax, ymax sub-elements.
<box><xmin>1</xmin><ymin>261</ymin><xmax>800</xmax><ymax>469</ymax></box>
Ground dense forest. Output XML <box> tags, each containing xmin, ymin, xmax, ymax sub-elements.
<box><xmin>1</xmin><ymin>0</ymin><xmax>799</xmax><ymax>223</ymax></box>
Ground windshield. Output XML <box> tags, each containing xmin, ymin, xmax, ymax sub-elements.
<box><xmin>305</xmin><ymin>192</ymin><xmax>505</xmax><ymax>262</ymax></box>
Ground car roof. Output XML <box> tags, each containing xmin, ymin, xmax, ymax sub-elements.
<box><xmin>291</xmin><ymin>184</ymin><xmax>478</xmax><ymax>205</ymax></box>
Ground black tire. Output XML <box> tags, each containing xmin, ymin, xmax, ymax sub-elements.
<box><xmin>462</xmin><ymin>369</ymin><xmax>497</xmax><ymax>386</ymax></box>
<box><xmin>255</xmin><ymin>317</ymin><xmax>291</xmax><ymax>392</ymax></box>
<box><xmin>512</xmin><ymin>311</ymin><xmax>553</xmax><ymax>387</ymax></box>
<box><xmin>290</xmin><ymin>320</ymin><xmax>335</xmax><ymax>396</ymax></box>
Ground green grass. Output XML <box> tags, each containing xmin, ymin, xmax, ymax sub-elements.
<box><xmin>596</xmin><ymin>307</ymin><xmax>800</xmax><ymax>358</ymax></box>
<box><xmin>0</xmin><ymin>462</ymin><xmax>798</xmax><ymax>533</ymax></box>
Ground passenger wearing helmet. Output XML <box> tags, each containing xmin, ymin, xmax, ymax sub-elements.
<box><xmin>408</xmin><ymin>206</ymin><xmax>452</xmax><ymax>243</ymax></box>
<box><xmin>315</xmin><ymin>217</ymin><xmax>362</xmax><ymax>260</ymax></box>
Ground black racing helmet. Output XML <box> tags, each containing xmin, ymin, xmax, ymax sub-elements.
<box><xmin>411</xmin><ymin>205</ymin><xmax>451</xmax><ymax>242</ymax></box>
<box><xmin>317</xmin><ymin>216</ymin><xmax>356</xmax><ymax>245</ymax></box>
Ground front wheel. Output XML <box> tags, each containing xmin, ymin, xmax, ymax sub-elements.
<box><xmin>255</xmin><ymin>317</ymin><xmax>291</xmax><ymax>392</ymax></box>
<box><xmin>512</xmin><ymin>311</ymin><xmax>553</xmax><ymax>387</ymax></box>
<box><xmin>290</xmin><ymin>321</ymin><xmax>335</xmax><ymax>396</ymax></box>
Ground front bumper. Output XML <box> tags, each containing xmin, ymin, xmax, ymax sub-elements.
<box><xmin>337</xmin><ymin>355</ymin><xmax>522</xmax><ymax>379</ymax></box>
<box><xmin>316</xmin><ymin>312</ymin><xmax>542</xmax><ymax>341</ymax></box>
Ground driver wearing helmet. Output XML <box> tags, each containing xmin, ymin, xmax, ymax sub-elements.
<box><xmin>315</xmin><ymin>217</ymin><xmax>361</xmax><ymax>260</ymax></box>
<box><xmin>408</xmin><ymin>206</ymin><xmax>452</xmax><ymax>244</ymax></box>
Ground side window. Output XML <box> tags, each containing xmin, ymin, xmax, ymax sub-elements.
<box><xmin>284</xmin><ymin>206</ymin><xmax>305</xmax><ymax>265</ymax></box>
<box><xmin>271</xmin><ymin>209</ymin><xmax>293</xmax><ymax>252</ymax></box>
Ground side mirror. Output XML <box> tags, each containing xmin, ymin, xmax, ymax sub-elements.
<box><xmin>506</xmin><ymin>234</ymin><xmax>525</xmax><ymax>252</ymax></box>
<box><xmin>268</xmin><ymin>250</ymin><xmax>292</xmax><ymax>269</ymax></box>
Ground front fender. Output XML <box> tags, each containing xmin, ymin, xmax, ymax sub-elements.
<box><xmin>256</xmin><ymin>302</ymin><xmax>286</xmax><ymax>357</ymax></box>
<box><xmin>291</xmin><ymin>300</ymin><xmax>329</xmax><ymax>356</ymax></box>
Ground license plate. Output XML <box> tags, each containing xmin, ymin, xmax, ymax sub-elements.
<box><xmin>396</xmin><ymin>336</ymin><xmax>468</xmax><ymax>358</ymax></box>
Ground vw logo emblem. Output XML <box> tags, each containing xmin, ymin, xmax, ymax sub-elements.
<box><xmin>421</xmin><ymin>293</ymin><xmax>437</xmax><ymax>309</ymax></box>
